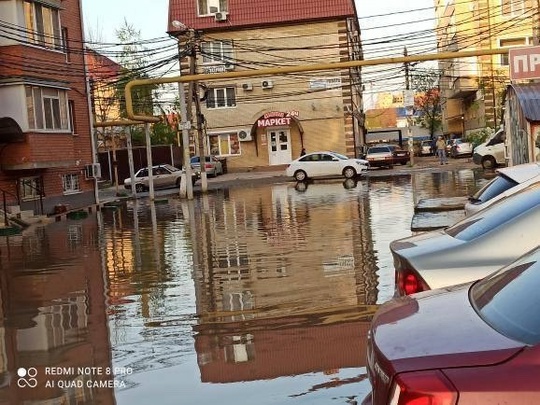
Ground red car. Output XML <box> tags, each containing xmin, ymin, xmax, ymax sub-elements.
<box><xmin>362</xmin><ymin>246</ymin><xmax>540</xmax><ymax>405</ymax></box>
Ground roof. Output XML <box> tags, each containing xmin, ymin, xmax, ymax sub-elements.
<box><xmin>508</xmin><ymin>83</ymin><xmax>540</xmax><ymax>121</ymax></box>
<box><xmin>496</xmin><ymin>162</ymin><xmax>540</xmax><ymax>183</ymax></box>
<box><xmin>168</xmin><ymin>0</ymin><xmax>357</xmax><ymax>33</ymax></box>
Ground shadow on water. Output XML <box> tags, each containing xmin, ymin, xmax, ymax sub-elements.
<box><xmin>0</xmin><ymin>167</ymin><xmax>491</xmax><ymax>404</ymax></box>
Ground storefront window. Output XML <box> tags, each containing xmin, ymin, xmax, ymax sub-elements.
<box><xmin>209</xmin><ymin>133</ymin><xmax>240</xmax><ymax>156</ymax></box>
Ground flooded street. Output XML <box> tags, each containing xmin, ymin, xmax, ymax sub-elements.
<box><xmin>0</xmin><ymin>168</ymin><xmax>488</xmax><ymax>405</ymax></box>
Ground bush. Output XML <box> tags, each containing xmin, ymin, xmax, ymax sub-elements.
<box><xmin>465</xmin><ymin>128</ymin><xmax>493</xmax><ymax>149</ymax></box>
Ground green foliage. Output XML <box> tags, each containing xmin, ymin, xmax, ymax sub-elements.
<box><xmin>114</xmin><ymin>20</ymin><xmax>158</xmax><ymax>119</ymax></box>
<box><xmin>465</xmin><ymin>127</ymin><xmax>493</xmax><ymax>149</ymax></box>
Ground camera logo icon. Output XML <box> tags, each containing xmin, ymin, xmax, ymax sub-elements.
<box><xmin>17</xmin><ymin>367</ymin><xmax>38</xmax><ymax>388</ymax></box>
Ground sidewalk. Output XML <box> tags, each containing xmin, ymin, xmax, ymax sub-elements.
<box><xmin>98</xmin><ymin>156</ymin><xmax>479</xmax><ymax>204</ymax></box>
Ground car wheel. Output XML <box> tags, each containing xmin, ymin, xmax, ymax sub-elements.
<box><xmin>481</xmin><ymin>155</ymin><xmax>496</xmax><ymax>170</ymax></box>
<box><xmin>294</xmin><ymin>170</ymin><xmax>307</xmax><ymax>181</ymax></box>
<box><xmin>400</xmin><ymin>161</ymin><xmax>407</xmax><ymax>165</ymax></box>
<box><xmin>135</xmin><ymin>184</ymin><xmax>146</xmax><ymax>193</ymax></box>
<box><xmin>343</xmin><ymin>167</ymin><xmax>357</xmax><ymax>179</ymax></box>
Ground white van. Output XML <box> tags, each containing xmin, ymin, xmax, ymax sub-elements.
<box><xmin>472</xmin><ymin>128</ymin><xmax>506</xmax><ymax>169</ymax></box>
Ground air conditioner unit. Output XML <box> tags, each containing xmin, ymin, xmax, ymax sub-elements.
<box><xmin>242</xmin><ymin>83</ymin><xmax>253</xmax><ymax>91</ymax></box>
<box><xmin>261</xmin><ymin>80</ymin><xmax>274</xmax><ymax>89</ymax></box>
<box><xmin>214</xmin><ymin>11</ymin><xmax>228</xmax><ymax>21</ymax></box>
<box><xmin>238</xmin><ymin>129</ymin><xmax>253</xmax><ymax>142</ymax></box>
<box><xmin>84</xmin><ymin>163</ymin><xmax>101</xmax><ymax>179</ymax></box>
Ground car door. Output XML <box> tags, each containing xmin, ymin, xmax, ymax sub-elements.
<box><xmin>318</xmin><ymin>153</ymin><xmax>341</xmax><ymax>177</ymax></box>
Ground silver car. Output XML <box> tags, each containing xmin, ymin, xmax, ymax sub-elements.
<box><xmin>190</xmin><ymin>156</ymin><xmax>224</xmax><ymax>177</ymax></box>
<box><xmin>391</xmin><ymin>182</ymin><xmax>540</xmax><ymax>296</ymax></box>
<box><xmin>124</xmin><ymin>164</ymin><xmax>198</xmax><ymax>193</ymax></box>
<box><xmin>465</xmin><ymin>162</ymin><xmax>540</xmax><ymax>215</ymax></box>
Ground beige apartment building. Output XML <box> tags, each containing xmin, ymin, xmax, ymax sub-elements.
<box><xmin>167</xmin><ymin>0</ymin><xmax>364</xmax><ymax>171</ymax></box>
<box><xmin>434</xmin><ymin>0</ymin><xmax>536</xmax><ymax>136</ymax></box>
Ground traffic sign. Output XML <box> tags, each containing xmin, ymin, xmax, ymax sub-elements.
<box><xmin>509</xmin><ymin>46</ymin><xmax>540</xmax><ymax>81</ymax></box>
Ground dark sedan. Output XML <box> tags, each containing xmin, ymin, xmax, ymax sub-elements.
<box><xmin>363</xmin><ymin>246</ymin><xmax>540</xmax><ymax>405</ymax></box>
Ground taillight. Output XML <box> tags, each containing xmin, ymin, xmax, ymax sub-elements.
<box><xmin>396</xmin><ymin>268</ymin><xmax>430</xmax><ymax>296</ymax></box>
<box><xmin>389</xmin><ymin>370</ymin><xmax>457</xmax><ymax>405</ymax></box>
<box><xmin>205</xmin><ymin>163</ymin><xmax>212</xmax><ymax>168</ymax></box>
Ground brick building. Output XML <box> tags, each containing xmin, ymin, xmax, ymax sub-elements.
<box><xmin>0</xmin><ymin>0</ymin><xmax>96</xmax><ymax>216</ymax></box>
<box><xmin>167</xmin><ymin>0</ymin><xmax>365</xmax><ymax>171</ymax></box>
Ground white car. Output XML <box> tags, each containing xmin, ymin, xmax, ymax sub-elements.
<box><xmin>391</xmin><ymin>181</ymin><xmax>540</xmax><ymax>296</ymax></box>
<box><xmin>285</xmin><ymin>151</ymin><xmax>368</xmax><ymax>181</ymax></box>
<box><xmin>465</xmin><ymin>162</ymin><xmax>540</xmax><ymax>215</ymax></box>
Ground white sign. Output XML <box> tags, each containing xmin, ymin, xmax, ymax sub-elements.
<box><xmin>403</xmin><ymin>90</ymin><xmax>415</xmax><ymax>107</ymax></box>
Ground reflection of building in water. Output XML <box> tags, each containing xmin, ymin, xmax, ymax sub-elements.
<box><xmin>195</xmin><ymin>311</ymin><xmax>372</xmax><ymax>382</ymax></box>
<box><xmin>0</xmin><ymin>217</ymin><xmax>114</xmax><ymax>404</ymax></box>
<box><xmin>192</xmin><ymin>182</ymin><xmax>378</xmax><ymax>381</ymax></box>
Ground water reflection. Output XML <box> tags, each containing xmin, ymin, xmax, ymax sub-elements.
<box><xmin>0</xmin><ymin>168</ymin><xmax>490</xmax><ymax>404</ymax></box>
<box><xmin>0</xmin><ymin>217</ymin><xmax>114</xmax><ymax>404</ymax></box>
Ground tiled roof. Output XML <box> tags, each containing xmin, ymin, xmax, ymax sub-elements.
<box><xmin>168</xmin><ymin>0</ymin><xmax>356</xmax><ymax>33</ymax></box>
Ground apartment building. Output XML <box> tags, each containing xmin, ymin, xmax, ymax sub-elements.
<box><xmin>0</xmin><ymin>0</ymin><xmax>96</xmax><ymax>216</ymax></box>
<box><xmin>167</xmin><ymin>0</ymin><xmax>365</xmax><ymax>171</ymax></box>
<box><xmin>434</xmin><ymin>0</ymin><xmax>535</xmax><ymax>136</ymax></box>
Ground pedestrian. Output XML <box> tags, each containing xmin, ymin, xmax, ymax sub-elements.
<box><xmin>300</xmin><ymin>147</ymin><xmax>306</xmax><ymax>157</ymax></box>
<box><xmin>435</xmin><ymin>136</ymin><xmax>448</xmax><ymax>165</ymax></box>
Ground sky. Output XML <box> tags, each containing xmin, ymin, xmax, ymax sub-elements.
<box><xmin>81</xmin><ymin>0</ymin><xmax>437</xmax><ymax>106</ymax></box>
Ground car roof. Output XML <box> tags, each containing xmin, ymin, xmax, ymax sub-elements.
<box><xmin>496</xmin><ymin>163</ymin><xmax>540</xmax><ymax>184</ymax></box>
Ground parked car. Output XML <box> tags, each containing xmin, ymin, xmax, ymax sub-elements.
<box><xmin>390</xmin><ymin>181</ymin><xmax>540</xmax><ymax>296</ymax></box>
<box><xmin>419</xmin><ymin>140</ymin><xmax>433</xmax><ymax>156</ymax></box>
<box><xmin>465</xmin><ymin>162</ymin><xmax>540</xmax><ymax>215</ymax></box>
<box><xmin>190</xmin><ymin>156</ymin><xmax>224</xmax><ymax>177</ymax></box>
<box><xmin>449</xmin><ymin>138</ymin><xmax>473</xmax><ymax>158</ymax></box>
<box><xmin>473</xmin><ymin>128</ymin><xmax>506</xmax><ymax>169</ymax></box>
<box><xmin>124</xmin><ymin>164</ymin><xmax>198</xmax><ymax>193</ymax></box>
<box><xmin>285</xmin><ymin>151</ymin><xmax>368</xmax><ymax>181</ymax></box>
<box><xmin>365</xmin><ymin>144</ymin><xmax>410</xmax><ymax>168</ymax></box>
<box><xmin>363</xmin><ymin>245</ymin><xmax>540</xmax><ymax>405</ymax></box>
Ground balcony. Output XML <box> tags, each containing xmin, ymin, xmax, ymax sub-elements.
<box><xmin>448</xmin><ymin>76</ymin><xmax>478</xmax><ymax>99</ymax></box>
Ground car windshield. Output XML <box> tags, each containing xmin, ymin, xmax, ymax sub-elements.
<box><xmin>331</xmin><ymin>152</ymin><xmax>349</xmax><ymax>160</ymax></box>
<box><xmin>446</xmin><ymin>183</ymin><xmax>540</xmax><ymax>241</ymax></box>
<box><xmin>469</xmin><ymin>174</ymin><xmax>518</xmax><ymax>204</ymax></box>
<box><xmin>470</xmin><ymin>246</ymin><xmax>540</xmax><ymax>345</ymax></box>
<box><xmin>368</xmin><ymin>147</ymin><xmax>389</xmax><ymax>154</ymax></box>
<box><xmin>163</xmin><ymin>164</ymin><xmax>179</xmax><ymax>172</ymax></box>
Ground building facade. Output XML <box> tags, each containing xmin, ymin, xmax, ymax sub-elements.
<box><xmin>434</xmin><ymin>0</ymin><xmax>535</xmax><ymax>137</ymax></box>
<box><xmin>0</xmin><ymin>0</ymin><xmax>96</xmax><ymax>216</ymax></box>
<box><xmin>167</xmin><ymin>0</ymin><xmax>365</xmax><ymax>171</ymax></box>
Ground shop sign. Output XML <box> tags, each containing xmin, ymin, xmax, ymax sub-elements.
<box><xmin>257</xmin><ymin>111</ymin><xmax>299</xmax><ymax>128</ymax></box>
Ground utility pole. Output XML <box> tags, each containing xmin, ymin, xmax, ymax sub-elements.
<box><xmin>188</xmin><ymin>34</ymin><xmax>208</xmax><ymax>192</ymax></box>
<box><xmin>404</xmin><ymin>47</ymin><xmax>414</xmax><ymax>166</ymax></box>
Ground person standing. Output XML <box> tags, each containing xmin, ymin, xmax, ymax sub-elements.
<box><xmin>435</xmin><ymin>136</ymin><xmax>448</xmax><ymax>165</ymax></box>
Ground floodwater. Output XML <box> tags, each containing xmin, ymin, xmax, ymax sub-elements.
<box><xmin>0</xmin><ymin>168</ymin><xmax>489</xmax><ymax>405</ymax></box>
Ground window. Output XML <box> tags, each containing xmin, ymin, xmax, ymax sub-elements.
<box><xmin>68</xmin><ymin>100</ymin><xmax>75</xmax><ymax>133</ymax></box>
<box><xmin>198</xmin><ymin>0</ymin><xmax>228</xmax><ymax>15</ymax></box>
<box><xmin>19</xmin><ymin>177</ymin><xmax>43</xmax><ymax>201</ymax></box>
<box><xmin>62</xmin><ymin>174</ymin><xmax>80</xmax><ymax>194</ymax></box>
<box><xmin>206</xmin><ymin>87</ymin><xmax>236</xmax><ymax>109</ymax></box>
<box><xmin>61</xmin><ymin>27</ymin><xmax>70</xmax><ymax>61</ymax></box>
<box><xmin>201</xmin><ymin>41</ymin><xmax>234</xmax><ymax>65</ymax></box>
<box><xmin>501</xmin><ymin>0</ymin><xmax>524</xmax><ymax>16</ymax></box>
<box><xmin>26</xmin><ymin>85</ymin><xmax>69</xmax><ymax>131</ymax></box>
<box><xmin>24</xmin><ymin>1</ymin><xmax>62</xmax><ymax>50</ymax></box>
<box><xmin>499</xmin><ymin>37</ymin><xmax>528</xmax><ymax>65</ymax></box>
<box><xmin>208</xmin><ymin>133</ymin><xmax>240</xmax><ymax>156</ymax></box>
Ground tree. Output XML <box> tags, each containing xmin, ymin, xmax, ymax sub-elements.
<box><xmin>411</xmin><ymin>69</ymin><xmax>442</xmax><ymax>139</ymax></box>
<box><xmin>114</xmin><ymin>20</ymin><xmax>157</xmax><ymax>119</ymax></box>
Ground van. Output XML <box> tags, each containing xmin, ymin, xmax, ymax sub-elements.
<box><xmin>472</xmin><ymin>128</ymin><xmax>506</xmax><ymax>169</ymax></box>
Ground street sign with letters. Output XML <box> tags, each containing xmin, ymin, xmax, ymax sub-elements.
<box><xmin>509</xmin><ymin>46</ymin><xmax>540</xmax><ymax>81</ymax></box>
